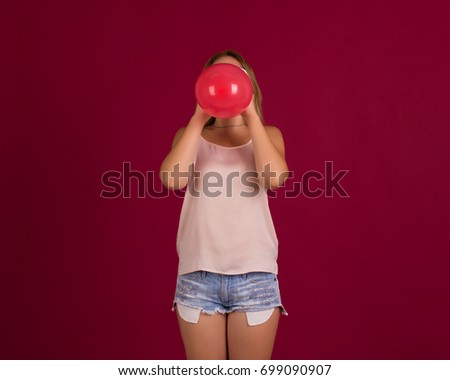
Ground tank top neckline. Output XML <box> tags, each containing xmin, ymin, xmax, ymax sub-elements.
<box><xmin>200</xmin><ymin>135</ymin><xmax>252</xmax><ymax>149</ymax></box>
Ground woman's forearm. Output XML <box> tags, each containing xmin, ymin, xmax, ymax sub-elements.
<box><xmin>159</xmin><ymin>116</ymin><xmax>204</xmax><ymax>190</ymax></box>
<box><xmin>246</xmin><ymin>115</ymin><xmax>289</xmax><ymax>190</ymax></box>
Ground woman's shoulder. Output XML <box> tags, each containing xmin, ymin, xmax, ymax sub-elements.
<box><xmin>264</xmin><ymin>125</ymin><xmax>285</xmax><ymax>157</ymax></box>
<box><xmin>171</xmin><ymin>127</ymin><xmax>187</xmax><ymax>148</ymax></box>
<box><xmin>264</xmin><ymin>125</ymin><xmax>284</xmax><ymax>141</ymax></box>
<box><xmin>265</xmin><ymin>125</ymin><xmax>282</xmax><ymax>134</ymax></box>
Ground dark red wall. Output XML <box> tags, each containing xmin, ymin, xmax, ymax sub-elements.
<box><xmin>2</xmin><ymin>0</ymin><xmax>450</xmax><ymax>359</ymax></box>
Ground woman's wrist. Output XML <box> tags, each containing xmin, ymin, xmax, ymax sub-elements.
<box><xmin>188</xmin><ymin>114</ymin><xmax>209</xmax><ymax>130</ymax></box>
<box><xmin>191</xmin><ymin>105</ymin><xmax>211</xmax><ymax>126</ymax></box>
<box><xmin>243</xmin><ymin>112</ymin><xmax>261</xmax><ymax>126</ymax></box>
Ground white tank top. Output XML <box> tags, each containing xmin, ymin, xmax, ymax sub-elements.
<box><xmin>176</xmin><ymin>134</ymin><xmax>279</xmax><ymax>275</ymax></box>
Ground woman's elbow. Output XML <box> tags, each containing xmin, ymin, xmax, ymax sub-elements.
<box><xmin>266</xmin><ymin>171</ymin><xmax>289</xmax><ymax>191</ymax></box>
<box><xmin>159</xmin><ymin>170</ymin><xmax>188</xmax><ymax>190</ymax></box>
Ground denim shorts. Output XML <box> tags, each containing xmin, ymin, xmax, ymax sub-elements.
<box><xmin>172</xmin><ymin>270</ymin><xmax>288</xmax><ymax>316</ymax></box>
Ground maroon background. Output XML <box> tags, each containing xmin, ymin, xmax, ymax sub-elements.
<box><xmin>2</xmin><ymin>0</ymin><xmax>450</xmax><ymax>359</ymax></box>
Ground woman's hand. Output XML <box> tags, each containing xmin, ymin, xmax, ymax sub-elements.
<box><xmin>241</xmin><ymin>94</ymin><xmax>259</xmax><ymax>122</ymax></box>
<box><xmin>192</xmin><ymin>103</ymin><xmax>211</xmax><ymax>125</ymax></box>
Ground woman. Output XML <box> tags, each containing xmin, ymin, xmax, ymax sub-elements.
<box><xmin>159</xmin><ymin>49</ymin><xmax>289</xmax><ymax>360</ymax></box>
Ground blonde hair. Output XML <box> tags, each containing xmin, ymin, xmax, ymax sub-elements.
<box><xmin>202</xmin><ymin>49</ymin><xmax>265</xmax><ymax>127</ymax></box>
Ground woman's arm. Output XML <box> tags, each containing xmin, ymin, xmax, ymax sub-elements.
<box><xmin>159</xmin><ymin>105</ymin><xmax>210</xmax><ymax>190</ymax></box>
<box><xmin>242</xmin><ymin>98</ymin><xmax>289</xmax><ymax>190</ymax></box>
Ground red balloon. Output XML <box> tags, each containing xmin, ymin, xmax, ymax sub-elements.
<box><xmin>195</xmin><ymin>63</ymin><xmax>253</xmax><ymax>118</ymax></box>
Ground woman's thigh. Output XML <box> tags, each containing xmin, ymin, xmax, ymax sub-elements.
<box><xmin>227</xmin><ymin>307</ymin><xmax>280</xmax><ymax>360</ymax></box>
<box><xmin>175</xmin><ymin>304</ymin><xmax>228</xmax><ymax>360</ymax></box>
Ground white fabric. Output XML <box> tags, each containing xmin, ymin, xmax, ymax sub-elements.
<box><xmin>176</xmin><ymin>304</ymin><xmax>275</xmax><ymax>326</ymax></box>
<box><xmin>177</xmin><ymin>304</ymin><xmax>201</xmax><ymax>323</ymax></box>
<box><xmin>176</xmin><ymin>135</ymin><xmax>279</xmax><ymax>275</ymax></box>
<box><xmin>246</xmin><ymin>308</ymin><xmax>275</xmax><ymax>326</ymax></box>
